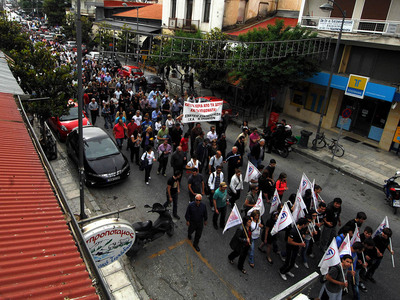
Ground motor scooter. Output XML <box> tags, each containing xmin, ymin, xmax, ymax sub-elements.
<box><xmin>126</xmin><ymin>203</ymin><xmax>174</xmax><ymax>256</ymax></box>
<box><xmin>265</xmin><ymin>124</ymin><xmax>297</xmax><ymax>158</ymax></box>
<box><xmin>383</xmin><ymin>171</ymin><xmax>400</xmax><ymax>214</ymax></box>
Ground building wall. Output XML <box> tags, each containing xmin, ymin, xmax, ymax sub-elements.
<box><xmin>387</xmin><ymin>0</ymin><xmax>400</xmax><ymax>21</ymax></box>
<box><xmin>381</xmin><ymin>105</ymin><xmax>400</xmax><ymax>150</ymax></box>
<box><xmin>277</xmin><ymin>0</ymin><xmax>302</xmax><ymax>11</ymax></box>
<box><xmin>223</xmin><ymin>0</ymin><xmax>240</xmax><ymax>27</ymax></box>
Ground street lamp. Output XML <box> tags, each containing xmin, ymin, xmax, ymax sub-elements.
<box><xmin>313</xmin><ymin>0</ymin><xmax>346</xmax><ymax>150</ymax></box>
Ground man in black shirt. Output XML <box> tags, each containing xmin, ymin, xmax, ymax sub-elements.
<box><xmin>224</xmin><ymin>146</ymin><xmax>241</xmax><ymax>184</ymax></box>
<box><xmin>339</xmin><ymin>212</ymin><xmax>367</xmax><ymax>235</ymax></box>
<box><xmin>321</xmin><ymin>198</ymin><xmax>342</xmax><ymax>251</ymax></box>
<box><xmin>188</xmin><ymin>168</ymin><xmax>205</xmax><ymax>202</ymax></box>
<box><xmin>164</xmin><ymin>171</ymin><xmax>181</xmax><ymax>219</ymax></box>
<box><xmin>279</xmin><ymin>218</ymin><xmax>309</xmax><ymax>280</ymax></box>
<box><xmin>266</xmin><ymin>159</ymin><xmax>276</xmax><ymax>180</ymax></box>
<box><xmin>365</xmin><ymin>228</ymin><xmax>394</xmax><ymax>282</ymax></box>
<box><xmin>185</xmin><ymin>194</ymin><xmax>208</xmax><ymax>252</ymax></box>
<box><xmin>170</xmin><ymin>146</ymin><xmax>186</xmax><ymax>182</ymax></box>
<box><xmin>170</xmin><ymin>123</ymin><xmax>183</xmax><ymax>151</ymax></box>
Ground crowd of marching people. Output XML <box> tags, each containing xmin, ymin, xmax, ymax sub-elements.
<box><xmin>60</xmin><ymin>52</ymin><xmax>395</xmax><ymax>300</ymax></box>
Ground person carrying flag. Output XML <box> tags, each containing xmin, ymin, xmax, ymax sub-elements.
<box><xmin>228</xmin><ymin>216</ymin><xmax>252</xmax><ymax>274</ymax></box>
<box><xmin>279</xmin><ymin>218</ymin><xmax>309</xmax><ymax>280</ymax></box>
<box><xmin>339</xmin><ymin>212</ymin><xmax>367</xmax><ymax>235</ymax></box>
<box><xmin>364</xmin><ymin>227</ymin><xmax>394</xmax><ymax>283</ymax></box>
<box><xmin>321</xmin><ymin>198</ymin><xmax>342</xmax><ymax>251</ymax></box>
<box><xmin>319</xmin><ymin>254</ymin><xmax>353</xmax><ymax>300</ymax></box>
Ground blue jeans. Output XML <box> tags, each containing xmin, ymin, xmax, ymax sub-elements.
<box><xmin>350</xmin><ymin>269</ymin><xmax>360</xmax><ymax>300</ymax></box>
<box><xmin>116</xmin><ymin>138</ymin><xmax>124</xmax><ymax>149</ymax></box>
<box><xmin>300</xmin><ymin>238</ymin><xmax>311</xmax><ymax>263</ymax></box>
<box><xmin>319</xmin><ymin>284</ymin><xmax>342</xmax><ymax>300</ymax></box>
<box><xmin>248</xmin><ymin>237</ymin><xmax>259</xmax><ymax>264</ymax></box>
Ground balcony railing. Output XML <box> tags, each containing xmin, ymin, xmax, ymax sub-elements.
<box><xmin>168</xmin><ymin>18</ymin><xmax>200</xmax><ymax>31</ymax></box>
<box><xmin>300</xmin><ymin>16</ymin><xmax>400</xmax><ymax>36</ymax></box>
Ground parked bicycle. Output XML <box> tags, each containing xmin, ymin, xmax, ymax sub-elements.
<box><xmin>312</xmin><ymin>132</ymin><xmax>345</xmax><ymax>157</ymax></box>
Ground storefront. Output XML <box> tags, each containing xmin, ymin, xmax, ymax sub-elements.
<box><xmin>284</xmin><ymin>71</ymin><xmax>399</xmax><ymax>151</ymax></box>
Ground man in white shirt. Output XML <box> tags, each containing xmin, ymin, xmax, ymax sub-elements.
<box><xmin>207</xmin><ymin>126</ymin><xmax>218</xmax><ymax>142</ymax></box>
<box><xmin>132</xmin><ymin>110</ymin><xmax>142</xmax><ymax>127</ymax></box>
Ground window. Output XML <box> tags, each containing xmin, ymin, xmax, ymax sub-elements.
<box><xmin>204</xmin><ymin>0</ymin><xmax>211</xmax><ymax>23</ymax></box>
<box><xmin>171</xmin><ymin>0</ymin><xmax>177</xmax><ymax>18</ymax></box>
<box><xmin>186</xmin><ymin>0</ymin><xmax>193</xmax><ymax>20</ymax></box>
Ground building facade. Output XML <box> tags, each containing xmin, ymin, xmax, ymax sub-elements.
<box><xmin>283</xmin><ymin>0</ymin><xmax>400</xmax><ymax>152</ymax></box>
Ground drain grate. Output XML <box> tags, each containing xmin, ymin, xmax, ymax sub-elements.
<box><xmin>343</xmin><ymin>136</ymin><xmax>361</xmax><ymax>143</ymax></box>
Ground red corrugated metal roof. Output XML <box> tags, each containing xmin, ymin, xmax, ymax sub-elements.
<box><xmin>104</xmin><ymin>0</ymin><xmax>151</xmax><ymax>8</ymax></box>
<box><xmin>113</xmin><ymin>4</ymin><xmax>162</xmax><ymax>20</ymax></box>
<box><xmin>228</xmin><ymin>17</ymin><xmax>299</xmax><ymax>36</ymax></box>
<box><xmin>0</xmin><ymin>93</ymin><xmax>99</xmax><ymax>299</ymax></box>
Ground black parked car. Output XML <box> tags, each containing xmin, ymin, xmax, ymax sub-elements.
<box><xmin>145</xmin><ymin>75</ymin><xmax>165</xmax><ymax>93</ymax></box>
<box><xmin>66</xmin><ymin>126</ymin><xmax>130</xmax><ymax>186</ymax></box>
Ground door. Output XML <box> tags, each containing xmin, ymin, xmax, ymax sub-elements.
<box><xmin>351</xmin><ymin>99</ymin><xmax>377</xmax><ymax>137</ymax></box>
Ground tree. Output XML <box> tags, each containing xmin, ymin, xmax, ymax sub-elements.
<box><xmin>193</xmin><ymin>28</ymin><xmax>229</xmax><ymax>95</ymax></box>
<box><xmin>20</xmin><ymin>0</ymin><xmax>43</xmax><ymax>17</ymax></box>
<box><xmin>149</xmin><ymin>30</ymin><xmax>202</xmax><ymax>95</ymax></box>
<box><xmin>231</xmin><ymin>19</ymin><xmax>321</xmax><ymax>127</ymax></box>
<box><xmin>92</xmin><ymin>22</ymin><xmax>114</xmax><ymax>53</ymax></box>
<box><xmin>116</xmin><ymin>24</ymin><xmax>136</xmax><ymax>56</ymax></box>
<box><xmin>0</xmin><ymin>15</ymin><xmax>31</xmax><ymax>53</ymax></box>
<box><xmin>43</xmin><ymin>0</ymin><xmax>70</xmax><ymax>27</ymax></box>
<box><xmin>62</xmin><ymin>13</ymin><xmax>93</xmax><ymax>45</ymax></box>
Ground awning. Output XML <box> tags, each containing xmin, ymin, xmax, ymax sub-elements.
<box><xmin>0</xmin><ymin>51</ymin><xmax>24</xmax><ymax>95</ymax></box>
<box><xmin>305</xmin><ymin>72</ymin><xmax>396</xmax><ymax>102</ymax></box>
<box><xmin>227</xmin><ymin>17</ymin><xmax>298</xmax><ymax>36</ymax></box>
<box><xmin>95</xmin><ymin>20</ymin><xmax>160</xmax><ymax>33</ymax></box>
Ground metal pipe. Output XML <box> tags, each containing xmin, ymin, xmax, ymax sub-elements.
<box><xmin>78</xmin><ymin>205</ymin><xmax>136</xmax><ymax>225</ymax></box>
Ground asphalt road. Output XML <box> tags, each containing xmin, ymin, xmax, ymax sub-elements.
<box><xmin>56</xmin><ymin>117</ymin><xmax>400</xmax><ymax>300</ymax></box>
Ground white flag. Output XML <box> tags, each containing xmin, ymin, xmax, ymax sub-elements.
<box><xmin>319</xmin><ymin>237</ymin><xmax>341</xmax><ymax>275</ymax></box>
<box><xmin>292</xmin><ymin>190</ymin><xmax>306</xmax><ymax>222</ymax></box>
<box><xmin>223</xmin><ymin>203</ymin><xmax>243</xmax><ymax>234</ymax></box>
<box><xmin>351</xmin><ymin>225</ymin><xmax>361</xmax><ymax>246</ymax></box>
<box><xmin>311</xmin><ymin>179</ymin><xmax>319</xmax><ymax>210</ymax></box>
<box><xmin>244</xmin><ymin>161</ymin><xmax>261</xmax><ymax>183</ymax></box>
<box><xmin>373</xmin><ymin>216</ymin><xmax>389</xmax><ymax>238</ymax></box>
<box><xmin>270</xmin><ymin>189</ymin><xmax>281</xmax><ymax>214</ymax></box>
<box><xmin>338</xmin><ymin>234</ymin><xmax>351</xmax><ymax>256</ymax></box>
<box><xmin>248</xmin><ymin>191</ymin><xmax>265</xmax><ymax>216</ymax></box>
<box><xmin>298</xmin><ymin>173</ymin><xmax>312</xmax><ymax>196</ymax></box>
<box><xmin>271</xmin><ymin>203</ymin><xmax>295</xmax><ymax>236</ymax></box>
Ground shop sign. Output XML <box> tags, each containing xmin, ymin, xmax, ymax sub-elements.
<box><xmin>317</xmin><ymin>19</ymin><xmax>354</xmax><ymax>32</ymax></box>
<box><xmin>83</xmin><ymin>218</ymin><xmax>135</xmax><ymax>268</ymax></box>
<box><xmin>182</xmin><ymin>101</ymin><xmax>223</xmax><ymax>123</ymax></box>
<box><xmin>345</xmin><ymin>74</ymin><xmax>369</xmax><ymax>99</ymax></box>
<box><xmin>393</xmin><ymin>127</ymin><xmax>400</xmax><ymax>144</ymax></box>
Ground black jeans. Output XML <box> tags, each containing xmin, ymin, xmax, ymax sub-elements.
<box><xmin>280</xmin><ymin>246</ymin><xmax>299</xmax><ymax>274</ymax></box>
<box><xmin>164</xmin><ymin>193</ymin><xmax>178</xmax><ymax>216</ymax></box>
<box><xmin>130</xmin><ymin>146</ymin><xmax>140</xmax><ymax>164</ymax></box>
<box><xmin>188</xmin><ymin>221</ymin><xmax>203</xmax><ymax>247</ymax></box>
<box><xmin>158</xmin><ymin>156</ymin><xmax>168</xmax><ymax>175</ymax></box>
<box><xmin>229</xmin><ymin>190</ymin><xmax>241</xmax><ymax>206</ymax></box>
<box><xmin>144</xmin><ymin>164</ymin><xmax>152</xmax><ymax>182</ymax></box>
<box><xmin>228</xmin><ymin>246</ymin><xmax>250</xmax><ymax>270</ymax></box>
<box><xmin>213</xmin><ymin>205</ymin><xmax>227</xmax><ymax>228</ymax></box>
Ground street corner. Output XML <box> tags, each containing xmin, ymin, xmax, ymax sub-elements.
<box><xmin>131</xmin><ymin>239</ymin><xmax>243</xmax><ymax>300</ymax></box>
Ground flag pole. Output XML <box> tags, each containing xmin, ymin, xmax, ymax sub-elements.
<box><xmin>340</xmin><ymin>263</ymin><xmax>348</xmax><ymax>293</ymax></box>
<box><xmin>351</xmin><ymin>264</ymin><xmax>356</xmax><ymax>285</ymax></box>
<box><xmin>389</xmin><ymin>237</ymin><xmax>395</xmax><ymax>268</ymax></box>
<box><xmin>308</xmin><ymin>224</ymin><xmax>315</xmax><ymax>243</ymax></box>
<box><xmin>288</xmin><ymin>207</ymin><xmax>304</xmax><ymax>244</ymax></box>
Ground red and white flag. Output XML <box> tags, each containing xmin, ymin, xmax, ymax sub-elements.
<box><xmin>298</xmin><ymin>173</ymin><xmax>312</xmax><ymax>196</ymax></box>
<box><xmin>269</xmin><ymin>189</ymin><xmax>281</xmax><ymax>214</ymax></box>
<box><xmin>223</xmin><ymin>203</ymin><xmax>243</xmax><ymax>234</ymax></box>
<box><xmin>351</xmin><ymin>225</ymin><xmax>361</xmax><ymax>246</ymax></box>
<box><xmin>373</xmin><ymin>216</ymin><xmax>389</xmax><ymax>238</ymax></box>
<box><xmin>244</xmin><ymin>161</ymin><xmax>261</xmax><ymax>183</ymax></box>
<box><xmin>319</xmin><ymin>238</ymin><xmax>341</xmax><ymax>275</ymax></box>
<box><xmin>338</xmin><ymin>234</ymin><xmax>351</xmax><ymax>256</ymax></box>
<box><xmin>248</xmin><ymin>191</ymin><xmax>265</xmax><ymax>216</ymax></box>
<box><xmin>271</xmin><ymin>203</ymin><xmax>295</xmax><ymax>236</ymax></box>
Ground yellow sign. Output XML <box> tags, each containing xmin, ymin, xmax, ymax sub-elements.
<box><xmin>393</xmin><ymin>126</ymin><xmax>400</xmax><ymax>144</ymax></box>
<box><xmin>345</xmin><ymin>74</ymin><xmax>369</xmax><ymax>99</ymax></box>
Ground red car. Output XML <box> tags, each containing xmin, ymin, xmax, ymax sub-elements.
<box><xmin>118</xmin><ymin>65</ymin><xmax>144</xmax><ymax>78</ymax></box>
<box><xmin>194</xmin><ymin>96</ymin><xmax>233</xmax><ymax>115</ymax></box>
<box><xmin>48</xmin><ymin>102</ymin><xmax>90</xmax><ymax>141</ymax></box>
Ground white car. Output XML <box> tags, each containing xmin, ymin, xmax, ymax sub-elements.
<box><xmin>86</xmin><ymin>51</ymin><xmax>100</xmax><ymax>60</ymax></box>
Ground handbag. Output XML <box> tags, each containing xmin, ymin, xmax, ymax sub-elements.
<box><xmin>139</xmin><ymin>153</ymin><xmax>148</xmax><ymax>171</ymax></box>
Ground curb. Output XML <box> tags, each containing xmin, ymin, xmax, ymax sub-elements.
<box><xmin>292</xmin><ymin>146</ymin><xmax>382</xmax><ymax>190</ymax></box>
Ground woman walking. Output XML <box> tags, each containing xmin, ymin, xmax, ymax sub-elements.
<box><xmin>141</xmin><ymin>145</ymin><xmax>156</xmax><ymax>185</ymax></box>
<box><xmin>248</xmin><ymin>210</ymin><xmax>263</xmax><ymax>268</ymax></box>
<box><xmin>229</xmin><ymin>169</ymin><xmax>244</xmax><ymax>206</ymax></box>
<box><xmin>228</xmin><ymin>216</ymin><xmax>252</xmax><ymax>274</ymax></box>
<box><xmin>275</xmin><ymin>172</ymin><xmax>288</xmax><ymax>199</ymax></box>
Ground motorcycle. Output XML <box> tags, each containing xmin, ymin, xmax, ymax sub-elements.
<box><xmin>126</xmin><ymin>203</ymin><xmax>174</xmax><ymax>256</ymax></box>
<box><xmin>383</xmin><ymin>171</ymin><xmax>400</xmax><ymax>214</ymax></box>
<box><xmin>265</xmin><ymin>124</ymin><xmax>297</xmax><ymax>158</ymax></box>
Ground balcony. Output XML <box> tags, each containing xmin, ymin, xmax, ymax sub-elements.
<box><xmin>300</xmin><ymin>16</ymin><xmax>400</xmax><ymax>37</ymax></box>
<box><xmin>168</xmin><ymin>18</ymin><xmax>200</xmax><ymax>32</ymax></box>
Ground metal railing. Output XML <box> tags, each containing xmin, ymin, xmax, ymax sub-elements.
<box><xmin>301</xmin><ymin>16</ymin><xmax>400</xmax><ymax>36</ymax></box>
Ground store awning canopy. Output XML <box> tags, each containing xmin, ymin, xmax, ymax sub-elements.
<box><xmin>95</xmin><ymin>20</ymin><xmax>160</xmax><ymax>33</ymax></box>
<box><xmin>305</xmin><ymin>72</ymin><xmax>396</xmax><ymax>102</ymax></box>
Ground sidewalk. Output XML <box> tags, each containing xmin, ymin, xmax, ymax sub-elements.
<box><xmin>163</xmin><ymin>74</ymin><xmax>398</xmax><ymax>190</ymax></box>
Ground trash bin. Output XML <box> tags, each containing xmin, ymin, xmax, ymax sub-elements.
<box><xmin>299</xmin><ymin>130</ymin><xmax>313</xmax><ymax>148</ymax></box>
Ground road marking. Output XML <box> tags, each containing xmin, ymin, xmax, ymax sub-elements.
<box><xmin>147</xmin><ymin>239</ymin><xmax>244</xmax><ymax>300</ymax></box>
<box><xmin>148</xmin><ymin>249</ymin><xmax>166</xmax><ymax>259</ymax></box>
<box><xmin>185</xmin><ymin>240</ymin><xmax>244</xmax><ymax>300</ymax></box>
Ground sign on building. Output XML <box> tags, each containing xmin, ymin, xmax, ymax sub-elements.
<box><xmin>182</xmin><ymin>101</ymin><xmax>223</xmax><ymax>123</ymax></box>
<box><xmin>318</xmin><ymin>19</ymin><xmax>354</xmax><ymax>32</ymax></box>
<box><xmin>345</xmin><ymin>74</ymin><xmax>370</xmax><ymax>99</ymax></box>
<box><xmin>83</xmin><ymin>218</ymin><xmax>135</xmax><ymax>268</ymax></box>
